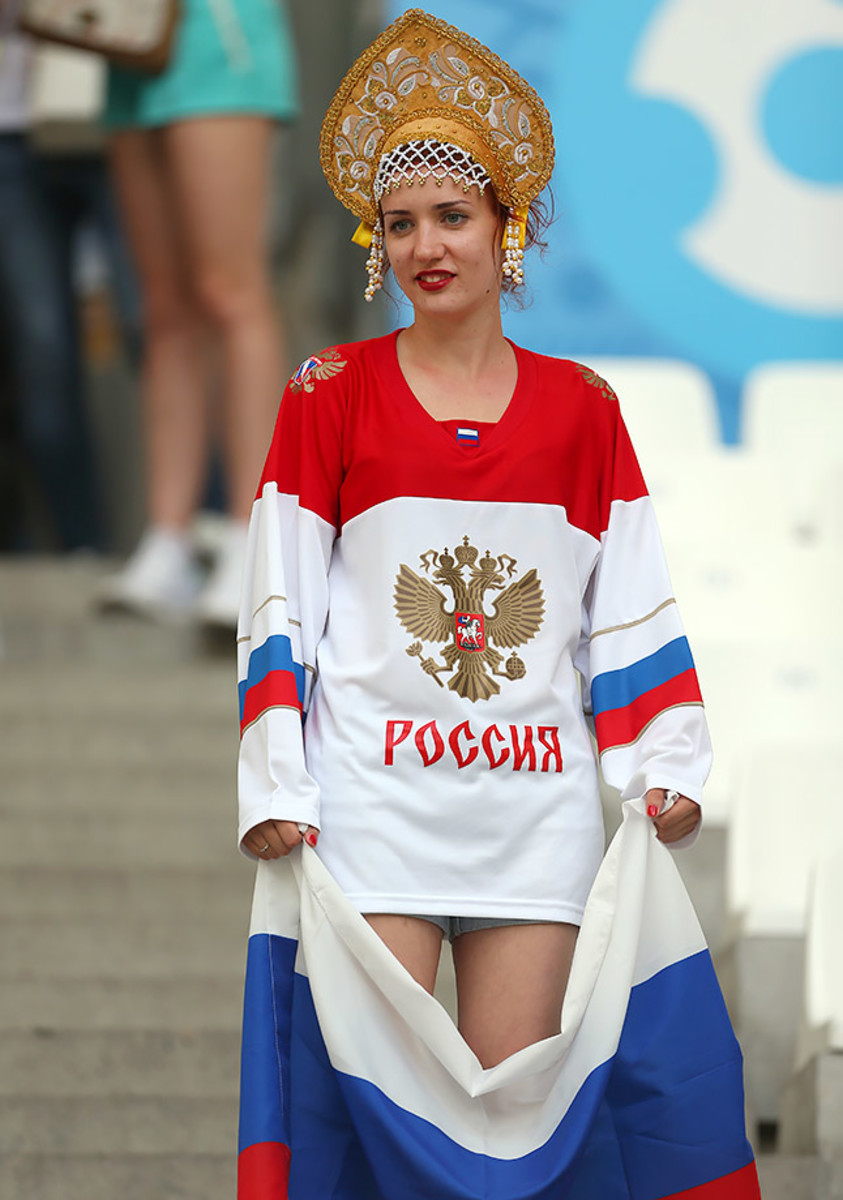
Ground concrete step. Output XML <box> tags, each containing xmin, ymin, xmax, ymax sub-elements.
<box><xmin>0</xmin><ymin>1030</ymin><xmax>239</xmax><ymax>1097</ymax></box>
<box><xmin>0</xmin><ymin>977</ymin><xmax>244</xmax><ymax>1032</ymax></box>
<box><xmin>1</xmin><ymin>770</ymin><xmax>239</xmax><ymax>815</ymax></box>
<box><xmin>0</xmin><ymin>815</ymin><xmax>235</xmax><ymax>868</ymax></box>
<box><xmin>0</xmin><ymin>867</ymin><xmax>251</xmax><ymax>918</ymax></box>
<box><xmin>0</xmin><ymin>663</ymin><xmax>235</xmax><ymax>717</ymax></box>
<box><xmin>757</xmin><ymin>1153</ymin><xmax>822</xmax><ymax>1199</ymax></box>
<box><xmin>0</xmin><ymin>1096</ymin><xmax>237</xmax><ymax>1155</ymax></box>
<box><xmin>0</xmin><ymin>558</ymin><xmax>235</xmax><ymax>667</ymax></box>
<box><xmin>2</xmin><ymin>912</ymin><xmax>247</xmax><ymax>979</ymax></box>
<box><xmin>0</xmin><ymin>1153</ymin><xmax>234</xmax><ymax>1200</ymax></box>
<box><xmin>0</xmin><ymin>721</ymin><xmax>238</xmax><ymax>768</ymax></box>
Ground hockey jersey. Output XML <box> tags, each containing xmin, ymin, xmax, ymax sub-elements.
<box><xmin>236</xmin><ymin>331</ymin><xmax>711</xmax><ymax>921</ymax></box>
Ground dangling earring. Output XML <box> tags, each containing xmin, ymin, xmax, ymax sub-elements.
<box><xmin>501</xmin><ymin>205</ymin><xmax>528</xmax><ymax>287</ymax></box>
<box><xmin>364</xmin><ymin>218</ymin><xmax>384</xmax><ymax>302</ymax></box>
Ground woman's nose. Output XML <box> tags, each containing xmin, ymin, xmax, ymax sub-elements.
<box><xmin>414</xmin><ymin>220</ymin><xmax>444</xmax><ymax>260</ymax></box>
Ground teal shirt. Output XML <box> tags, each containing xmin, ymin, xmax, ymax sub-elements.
<box><xmin>104</xmin><ymin>0</ymin><xmax>298</xmax><ymax>129</ymax></box>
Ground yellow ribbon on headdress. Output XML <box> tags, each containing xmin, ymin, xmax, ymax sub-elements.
<box><xmin>503</xmin><ymin>204</ymin><xmax>530</xmax><ymax>249</ymax></box>
<box><xmin>352</xmin><ymin>220</ymin><xmax>374</xmax><ymax>250</ymax></box>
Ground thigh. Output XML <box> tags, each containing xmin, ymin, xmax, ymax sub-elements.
<box><xmin>108</xmin><ymin>129</ymin><xmax>190</xmax><ymax>315</ymax></box>
<box><xmin>161</xmin><ymin>116</ymin><xmax>274</xmax><ymax>289</ymax></box>
<box><xmin>364</xmin><ymin>914</ymin><xmax>443</xmax><ymax>995</ymax></box>
<box><xmin>453</xmin><ymin>922</ymin><xmax>579</xmax><ymax>1068</ymax></box>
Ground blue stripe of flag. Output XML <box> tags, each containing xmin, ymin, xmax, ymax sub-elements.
<box><xmin>238</xmin><ymin>634</ymin><xmax>306</xmax><ymax>721</ymax></box>
<box><xmin>591</xmin><ymin>637</ymin><xmax>695</xmax><ymax>717</ymax></box>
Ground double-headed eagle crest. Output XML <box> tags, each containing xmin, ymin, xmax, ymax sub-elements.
<box><xmin>394</xmin><ymin>536</ymin><xmax>545</xmax><ymax>702</ymax></box>
<box><xmin>289</xmin><ymin>348</ymin><xmax>347</xmax><ymax>393</ymax></box>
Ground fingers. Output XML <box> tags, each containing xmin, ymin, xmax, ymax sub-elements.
<box><xmin>646</xmin><ymin>790</ymin><xmax>701</xmax><ymax>844</ymax></box>
<box><xmin>243</xmin><ymin>820</ymin><xmax>320</xmax><ymax>860</ymax></box>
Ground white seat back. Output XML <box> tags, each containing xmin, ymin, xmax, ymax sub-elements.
<box><xmin>585</xmin><ymin>357</ymin><xmax>721</xmax><ymax>472</ymax></box>
<box><xmin>727</xmin><ymin>744</ymin><xmax>841</xmax><ymax>936</ymax></box>
<box><xmin>796</xmin><ymin>844</ymin><xmax>843</xmax><ymax>1066</ymax></box>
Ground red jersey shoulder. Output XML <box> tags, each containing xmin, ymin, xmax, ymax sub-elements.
<box><xmin>287</xmin><ymin>335</ymin><xmax>391</xmax><ymax>396</ymax></box>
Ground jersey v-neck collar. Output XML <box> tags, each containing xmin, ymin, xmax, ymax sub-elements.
<box><xmin>382</xmin><ymin>328</ymin><xmax>535</xmax><ymax>456</ymax></box>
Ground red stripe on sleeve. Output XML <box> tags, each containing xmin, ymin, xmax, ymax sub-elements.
<box><xmin>595</xmin><ymin>668</ymin><xmax>703</xmax><ymax>752</ymax></box>
<box><xmin>240</xmin><ymin>671</ymin><xmax>303</xmax><ymax>736</ymax></box>
<box><xmin>238</xmin><ymin>1140</ymin><xmax>291</xmax><ymax>1199</ymax></box>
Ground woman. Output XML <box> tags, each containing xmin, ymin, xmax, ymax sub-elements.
<box><xmin>100</xmin><ymin>0</ymin><xmax>298</xmax><ymax>624</ymax></box>
<box><xmin>236</xmin><ymin>11</ymin><xmax>758</xmax><ymax>1198</ymax></box>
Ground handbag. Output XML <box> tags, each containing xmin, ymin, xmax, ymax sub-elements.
<box><xmin>18</xmin><ymin>0</ymin><xmax>180</xmax><ymax>76</ymax></box>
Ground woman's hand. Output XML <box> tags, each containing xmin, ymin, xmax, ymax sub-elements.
<box><xmin>243</xmin><ymin>820</ymin><xmax>319</xmax><ymax>860</ymax></box>
<box><xmin>645</xmin><ymin>788</ymin><xmax>700</xmax><ymax>844</ymax></box>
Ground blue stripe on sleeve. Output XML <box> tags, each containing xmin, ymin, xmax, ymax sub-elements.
<box><xmin>590</xmin><ymin>637</ymin><xmax>695</xmax><ymax>717</ymax></box>
<box><xmin>238</xmin><ymin>634</ymin><xmax>306</xmax><ymax>720</ymax></box>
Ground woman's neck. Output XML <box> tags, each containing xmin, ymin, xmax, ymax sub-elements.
<box><xmin>399</xmin><ymin>307</ymin><xmax>509</xmax><ymax>379</ymax></box>
<box><xmin>396</xmin><ymin>311</ymin><xmax>517</xmax><ymax>423</ymax></box>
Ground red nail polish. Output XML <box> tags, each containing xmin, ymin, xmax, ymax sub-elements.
<box><xmin>647</xmin><ymin>804</ymin><xmax>659</xmax><ymax>817</ymax></box>
<box><xmin>305</xmin><ymin>832</ymin><xmax>318</xmax><ymax>847</ymax></box>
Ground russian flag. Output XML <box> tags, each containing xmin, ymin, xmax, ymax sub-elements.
<box><xmin>238</xmin><ymin>801</ymin><xmax>759</xmax><ymax>1199</ymax></box>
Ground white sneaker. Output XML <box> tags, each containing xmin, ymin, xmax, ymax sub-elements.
<box><xmin>195</xmin><ymin>519</ymin><xmax>249</xmax><ymax>631</ymax></box>
<box><xmin>98</xmin><ymin>526</ymin><xmax>203</xmax><ymax>620</ymax></box>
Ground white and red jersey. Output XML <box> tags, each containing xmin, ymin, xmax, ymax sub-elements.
<box><xmin>237</xmin><ymin>331</ymin><xmax>711</xmax><ymax>922</ymax></box>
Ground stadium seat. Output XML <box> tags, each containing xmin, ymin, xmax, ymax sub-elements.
<box><xmin>779</xmin><ymin>845</ymin><xmax>843</xmax><ymax>1167</ymax></box>
<box><xmin>717</xmin><ymin>743</ymin><xmax>840</xmax><ymax>1121</ymax></box>
<box><xmin>669</xmin><ymin>539</ymin><xmax>841</xmax><ymax>649</ymax></box>
<box><xmin>648</xmin><ymin>449</ymin><xmax>823</xmax><ymax>557</ymax></box>
<box><xmin>585</xmin><ymin>357</ymin><xmax>721</xmax><ymax>469</ymax></box>
<box><xmin>742</xmin><ymin>362</ymin><xmax>843</xmax><ymax>458</ymax></box>
<box><xmin>741</xmin><ymin>362</ymin><xmax>843</xmax><ymax>541</ymax></box>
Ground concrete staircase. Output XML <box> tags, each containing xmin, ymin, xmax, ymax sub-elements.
<box><xmin>0</xmin><ymin>558</ymin><xmax>825</xmax><ymax>1198</ymax></box>
<box><xmin>0</xmin><ymin>558</ymin><xmax>250</xmax><ymax>1199</ymax></box>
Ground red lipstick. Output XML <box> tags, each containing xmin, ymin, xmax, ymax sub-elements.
<box><xmin>416</xmin><ymin>272</ymin><xmax>454</xmax><ymax>292</ymax></box>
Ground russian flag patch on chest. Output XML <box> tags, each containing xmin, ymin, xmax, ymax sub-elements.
<box><xmin>456</xmin><ymin>426</ymin><xmax>480</xmax><ymax>445</ymax></box>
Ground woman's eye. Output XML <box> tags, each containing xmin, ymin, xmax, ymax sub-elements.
<box><xmin>388</xmin><ymin>218</ymin><xmax>411</xmax><ymax>233</ymax></box>
<box><xmin>443</xmin><ymin>211</ymin><xmax>467</xmax><ymax>225</ymax></box>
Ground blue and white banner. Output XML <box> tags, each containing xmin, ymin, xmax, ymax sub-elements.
<box><xmin>238</xmin><ymin>800</ymin><xmax>759</xmax><ymax>1198</ymax></box>
<box><xmin>385</xmin><ymin>0</ymin><xmax>843</xmax><ymax>440</ymax></box>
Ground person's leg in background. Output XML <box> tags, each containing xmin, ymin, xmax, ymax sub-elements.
<box><xmin>0</xmin><ymin>133</ymin><xmax>104</xmax><ymax>551</ymax></box>
<box><xmin>103</xmin><ymin>126</ymin><xmax>209</xmax><ymax>615</ymax></box>
<box><xmin>162</xmin><ymin>114</ymin><xmax>284</xmax><ymax>625</ymax></box>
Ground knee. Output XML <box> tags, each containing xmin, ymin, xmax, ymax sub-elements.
<box><xmin>190</xmin><ymin>265</ymin><xmax>270</xmax><ymax>332</ymax></box>
<box><xmin>143</xmin><ymin>286</ymin><xmax>198</xmax><ymax>344</ymax></box>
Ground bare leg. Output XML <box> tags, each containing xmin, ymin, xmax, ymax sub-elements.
<box><xmin>163</xmin><ymin>116</ymin><xmax>284</xmax><ymax>519</ymax></box>
<box><xmin>364</xmin><ymin>914</ymin><xmax>444</xmax><ymax>994</ymax></box>
<box><xmin>109</xmin><ymin>130</ymin><xmax>210</xmax><ymax>530</ymax></box>
<box><xmin>453</xmin><ymin>923</ymin><xmax>578</xmax><ymax>1068</ymax></box>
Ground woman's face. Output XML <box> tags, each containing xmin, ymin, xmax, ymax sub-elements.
<box><xmin>381</xmin><ymin>176</ymin><xmax>504</xmax><ymax>319</ymax></box>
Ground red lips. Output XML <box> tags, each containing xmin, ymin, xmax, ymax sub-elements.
<box><xmin>416</xmin><ymin>272</ymin><xmax>454</xmax><ymax>292</ymax></box>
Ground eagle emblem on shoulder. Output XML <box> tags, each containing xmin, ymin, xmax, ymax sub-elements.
<box><xmin>394</xmin><ymin>537</ymin><xmax>545</xmax><ymax>702</ymax></box>
<box><xmin>290</xmin><ymin>348</ymin><xmax>347</xmax><ymax>393</ymax></box>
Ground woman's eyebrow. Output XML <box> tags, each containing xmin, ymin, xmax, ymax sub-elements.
<box><xmin>382</xmin><ymin>199</ymin><xmax>473</xmax><ymax>216</ymax></box>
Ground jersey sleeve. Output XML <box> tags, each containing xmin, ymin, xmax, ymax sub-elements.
<box><xmin>575</xmin><ymin>396</ymin><xmax>712</xmax><ymax>819</ymax></box>
<box><xmin>236</xmin><ymin>354</ymin><xmax>346</xmax><ymax>855</ymax></box>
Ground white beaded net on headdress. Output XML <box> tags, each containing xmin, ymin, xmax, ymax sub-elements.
<box><xmin>373</xmin><ymin>139</ymin><xmax>491</xmax><ymax>200</ymax></box>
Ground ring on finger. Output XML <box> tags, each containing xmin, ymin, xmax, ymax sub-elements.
<box><xmin>259</xmin><ymin>843</ymin><xmax>271</xmax><ymax>854</ymax></box>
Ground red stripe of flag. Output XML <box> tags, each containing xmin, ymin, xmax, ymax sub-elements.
<box><xmin>595</xmin><ymin>668</ymin><xmax>703</xmax><ymax>752</ymax></box>
<box><xmin>238</xmin><ymin>1141</ymin><xmax>291</xmax><ymax>1199</ymax></box>
<box><xmin>240</xmin><ymin>670</ymin><xmax>302</xmax><ymax>735</ymax></box>
<box><xmin>663</xmin><ymin>1160</ymin><xmax>762</xmax><ymax>1199</ymax></box>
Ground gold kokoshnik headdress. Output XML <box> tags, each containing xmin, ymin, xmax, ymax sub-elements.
<box><xmin>319</xmin><ymin>8</ymin><xmax>555</xmax><ymax>299</ymax></box>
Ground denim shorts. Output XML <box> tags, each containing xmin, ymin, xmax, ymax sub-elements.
<box><xmin>409</xmin><ymin>915</ymin><xmax>553</xmax><ymax>943</ymax></box>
